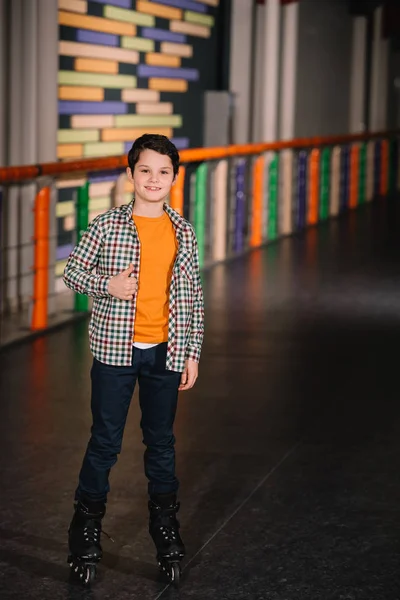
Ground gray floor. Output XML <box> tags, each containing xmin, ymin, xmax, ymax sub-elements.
<box><xmin>1</xmin><ymin>198</ymin><xmax>400</xmax><ymax>599</ymax></box>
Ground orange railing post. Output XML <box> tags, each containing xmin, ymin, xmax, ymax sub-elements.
<box><xmin>308</xmin><ymin>148</ymin><xmax>320</xmax><ymax>225</ymax></box>
<box><xmin>170</xmin><ymin>166</ymin><xmax>185</xmax><ymax>215</ymax></box>
<box><xmin>31</xmin><ymin>186</ymin><xmax>50</xmax><ymax>330</ymax></box>
<box><xmin>250</xmin><ymin>155</ymin><xmax>264</xmax><ymax>247</ymax></box>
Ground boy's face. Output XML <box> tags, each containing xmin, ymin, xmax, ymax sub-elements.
<box><xmin>127</xmin><ymin>149</ymin><xmax>175</xmax><ymax>204</ymax></box>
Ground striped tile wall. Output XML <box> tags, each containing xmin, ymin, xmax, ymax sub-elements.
<box><xmin>57</xmin><ymin>0</ymin><xmax>221</xmax><ymax>280</ymax></box>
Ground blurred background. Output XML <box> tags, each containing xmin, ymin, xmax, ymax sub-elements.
<box><xmin>1</xmin><ymin>0</ymin><xmax>400</xmax><ymax>343</ymax></box>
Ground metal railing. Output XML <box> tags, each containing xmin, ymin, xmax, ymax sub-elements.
<box><xmin>0</xmin><ymin>130</ymin><xmax>399</xmax><ymax>345</ymax></box>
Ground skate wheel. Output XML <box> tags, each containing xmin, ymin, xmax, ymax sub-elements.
<box><xmin>83</xmin><ymin>564</ymin><xmax>96</xmax><ymax>586</ymax></box>
<box><xmin>69</xmin><ymin>561</ymin><xmax>96</xmax><ymax>587</ymax></box>
<box><xmin>170</xmin><ymin>563</ymin><xmax>181</xmax><ymax>588</ymax></box>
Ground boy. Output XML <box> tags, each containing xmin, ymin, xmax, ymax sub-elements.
<box><xmin>63</xmin><ymin>134</ymin><xmax>204</xmax><ymax>586</ymax></box>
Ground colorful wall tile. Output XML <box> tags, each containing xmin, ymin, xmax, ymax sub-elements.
<box><xmin>57</xmin><ymin>0</ymin><xmax>222</xmax><ymax>278</ymax></box>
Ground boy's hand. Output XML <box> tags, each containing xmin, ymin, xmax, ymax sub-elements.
<box><xmin>179</xmin><ymin>360</ymin><xmax>198</xmax><ymax>391</ymax></box>
<box><xmin>108</xmin><ymin>263</ymin><xmax>138</xmax><ymax>300</ymax></box>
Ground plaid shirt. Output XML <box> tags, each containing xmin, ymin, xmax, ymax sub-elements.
<box><xmin>63</xmin><ymin>200</ymin><xmax>204</xmax><ymax>371</ymax></box>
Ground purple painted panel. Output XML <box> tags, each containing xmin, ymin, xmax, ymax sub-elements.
<box><xmin>234</xmin><ymin>160</ymin><xmax>246</xmax><ymax>253</ymax></box>
<box><xmin>141</xmin><ymin>27</ymin><xmax>186</xmax><ymax>44</ymax></box>
<box><xmin>89</xmin><ymin>0</ymin><xmax>132</xmax><ymax>8</ymax></box>
<box><xmin>59</xmin><ymin>101</ymin><xmax>128</xmax><ymax>115</ymax></box>
<box><xmin>57</xmin><ymin>244</ymin><xmax>74</xmax><ymax>261</ymax></box>
<box><xmin>171</xmin><ymin>137</ymin><xmax>189</xmax><ymax>149</ymax></box>
<box><xmin>77</xmin><ymin>30</ymin><xmax>119</xmax><ymax>47</ymax></box>
<box><xmin>148</xmin><ymin>0</ymin><xmax>206</xmax><ymax>12</ymax></box>
<box><xmin>88</xmin><ymin>171</ymin><xmax>124</xmax><ymax>183</ymax></box>
<box><xmin>138</xmin><ymin>65</ymin><xmax>199</xmax><ymax>81</ymax></box>
<box><xmin>125</xmin><ymin>141</ymin><xmax>134</xmax><ymax>153</ymax></box>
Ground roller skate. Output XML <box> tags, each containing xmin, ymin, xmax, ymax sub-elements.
<box><xmin>67</xmin><ymin>499</ymin><xmax>106</xmax><ymax>586</ymax></box>
<box><xmin>149</xmin><ymin>493</ymin><xmax>185</xmax><ymax>588</ymax></box>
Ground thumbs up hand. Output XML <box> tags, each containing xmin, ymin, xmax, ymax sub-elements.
<box><xmin>108</xmin><ymin>263</ymin><xmax>138</xmax><ymax>300</ymax></box>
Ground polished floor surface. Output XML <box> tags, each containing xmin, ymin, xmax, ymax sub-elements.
<box><xmin>1</xmin><ymin>198</ymin><xmax>400</xmax><ymax>600</ymax></box>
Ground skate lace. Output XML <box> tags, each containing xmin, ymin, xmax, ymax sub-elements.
<box><xmin>82</xmin><ymin>520</ymin><xmax>115</xmax><ymax>545</ymax></box>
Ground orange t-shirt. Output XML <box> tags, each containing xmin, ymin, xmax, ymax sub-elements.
<box><xmin>132</xmin><ymin>212</ymin><xmax>178</xmax><ymax>343</ymax></box>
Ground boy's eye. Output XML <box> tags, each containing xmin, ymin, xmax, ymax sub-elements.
<box><xmin>161</xmin><ymin>171</ymin><xmax>169</xmax><ymax>175</ymax></box>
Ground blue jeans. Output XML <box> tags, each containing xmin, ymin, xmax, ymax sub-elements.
<box><xmin>75</xmin><ymin>343</ymin><xmax>181</xmax><ymax>502</ymax></box>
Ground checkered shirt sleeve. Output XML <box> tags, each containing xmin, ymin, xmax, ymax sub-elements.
<box><xmin>63</xmin><ymin>216</ymin><xmax>112</xmax><ymax>298</ymax></box>
<box><xmin>185</xmin><ymin>236</ymin><xmax>204</xmax><ymax>363</ymax></box>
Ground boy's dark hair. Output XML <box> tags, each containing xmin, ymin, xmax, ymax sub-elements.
<box><xmin>127</xmin><ymin>134</ymin><xmax>180</xmax><ymax>177</ymax></box>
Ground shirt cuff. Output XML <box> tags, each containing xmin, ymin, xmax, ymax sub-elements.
<box><xmin>94</xmin><ymin>275</ymin><xmax>113</xmax><ymax>297</ymax></box>
<box><xmin>185</xmin><ymin>345</ymin><xmax>201</xmax><ymax>363</ymax></box>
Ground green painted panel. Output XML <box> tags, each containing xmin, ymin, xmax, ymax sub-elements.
<box><xmin>115</xmin><ymin>114</ymin><xmax>182</xmax><ymax>128</ymax></box>
<box><xmin>75</xmin><ymin>182</ymin><xmax>90</xmax><ymax>312</ymax></box>
<box><xmin>58</xmin><ymin>129</ymin><xmax>100</xmax><ymax>144</ymax></box>
<box><xmin>268</xmin><ymin>154</ymin><xmax>279</xmax><ymax>240</ymax></box>
<box><xmin>184</xmin><ymin>11</ymin><xmax>214</xmax><ymax>27</ymax></box>
<box><xmin>319</xmin><ymin>147</ymin><xmax>330</xmax><ymax>220</ymax></box>
<box><xmin>104</xmin><ymin>5</ymin><xmax>155</xmax><ymax>27</ymax></box>
<box><xmin>194</xmin><ymin>163</ymin><xmax>208</xmax><ymax>268</ymax></box>
<box><xmin>59</xmin><ymin>71</ymin><xmax>137</xmax><ymax>89</ymax></box>
<box><xmin>121</xmin><ymin>36</ymin><xmax>155</xmax><ymax>52</ymax></box>
<box><xmin>84</xmin><ymin>142</ymin><xmax>125</xmax><ymax>157</ymax></box>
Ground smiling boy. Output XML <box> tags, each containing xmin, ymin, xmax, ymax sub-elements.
<box><xmin>63</xmin><ymin>134</ymin><xmax>204</xmax><ymax>585</ymax></box>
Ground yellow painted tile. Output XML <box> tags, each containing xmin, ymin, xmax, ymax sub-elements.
<box><xmin>57</xmin><ymin>144</ymin><xmax>83</xmax><ymax>159</ymax></box>
<box><xmin>170</xmin><ymin>19</ymin><xmax>210</xmax><ymax>38</ymax></box>
<box><xmin>122</xmin><ymin>89</ymin><xmax>160</xmax><ymax>103</ymax></box>
<box><xmin>84</xmin><ymin>142</ymin><xmax>124</xmax><ymax>157</ymax></box>
<box><xmin>56</xmin><ymin>260</ymin><xmax>68</xmax><ymax>277</ymax></box>
<box><xmin>149</xmin><ymin>78</ymin><xmax>188</xmax><ymax>92</ymax></box>
<box><xmin>75</xmin><ymin>58</ymin><xmax>119</xmax><ymax>74</ymax></box>
<box><xmin>102</xmin><ymin>127</ymin><xmax>173</xmax><ymax>142</ymax></box>
<box><xmin>145</xmin><ymin>53</ymin><xmax>181</xmax><ymax>68</ymax></box>
<box><xmin>90</xmin><ymin>196</ymin><xmax>112</xmax><ymax>212</ymax></box>
<box><xmin>116</xmin><ymin>114</ymin><xmax>182</xmax><ymax>127</ymax></box>
<box><xmin>56</xmin><ymin>201</ymin><xmax>74</xmax><ymax>217</ymax></box>
<box><xmin>58</xmin><ymin>0</ymin><xmax>87</xmax><ymax>13</ymax></box>
<box><xmin>59</xmin><ymin>86</ymin><xmax>104</xmax><ymax>101</ymax></box>
<box><xmin>59</xmin><ymin>41</ymin><xmax>139</xmax><ymax>64</ymax></box>
<box><xmin>72</xmin><ymin>115</ymin><xmax>114</xmax><ymax>129</ymax></box>
<box><xmin>136</xmin><ymin>102</ymin><xmax>173</xmax><ymax>115</ymax></box>
<box><xmin>136</xmin><ymin>0</ymin><xmax>182</xmax><ymax>21</ymax></box>
<box><xmin>104</xmin><ymin>5</ymin><xmax>155</xmax><ymax>27</ymax></box>
<box><xmin>185</xmin><ymin>10</ymin><xmax>214</xmax><ymax>27</ymax></box>
<box><xmin>121</xmin><ymin>36</ymin><xmax>155</xmax><ymax>52</ymax></box>
<box><xmin>160</xmin><ymin>42</ymin><xmax>193</xmax><ymax>58</ymax></box>
<box><xmin>58</xmin><ymin>11</ymin><xmax>136</xmax><ymax>36</ymax></box>
<box><xmin>59</xmin><ymin>71</ymin><xmax>136</xmax><ymax>88</ymax></box>
<box><xmin>58</xmin><ymin>129</ymin><xmax>100</xmax><ymax>143</ymax></box>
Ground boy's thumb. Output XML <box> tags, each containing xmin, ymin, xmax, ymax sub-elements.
<box><xmin>122</xmin><ymin>263</ymin><xmax>134</xmax><ymax>276</ymax></box>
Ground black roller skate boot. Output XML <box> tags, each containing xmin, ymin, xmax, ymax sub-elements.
<box><xmin>68</xmin><ymin>499</ymin><xmax>106</xmax><ymax>586</ymax></box>
<box><xmin>149</xmin><ymin>493</ymin><xmax>185</xmax><ymax>587</ymax></box>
